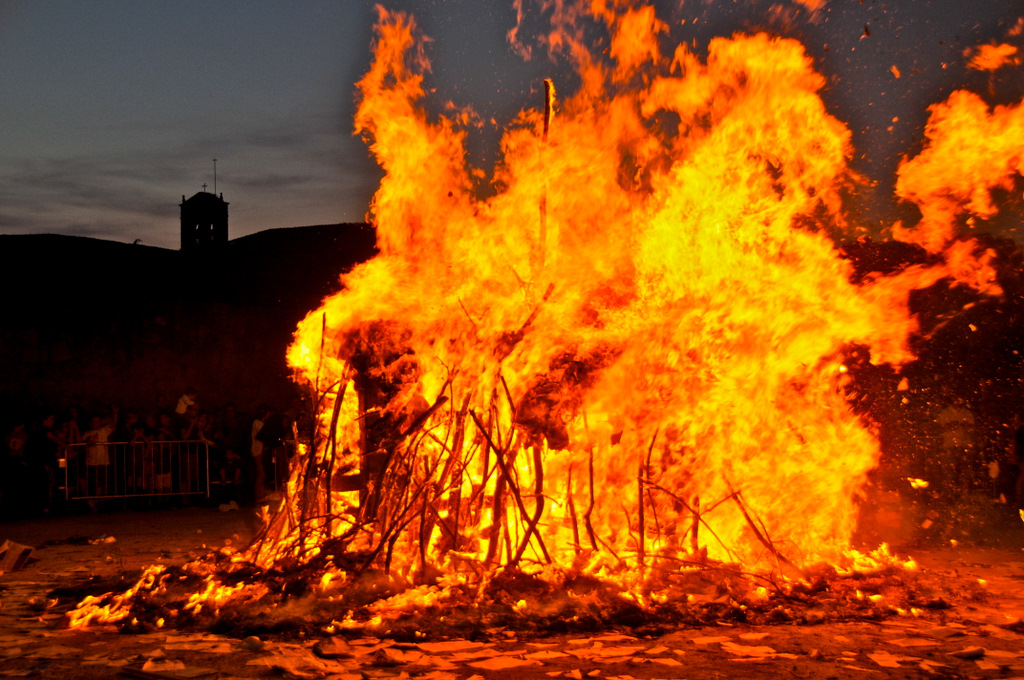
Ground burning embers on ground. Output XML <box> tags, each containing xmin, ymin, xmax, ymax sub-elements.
<box><xmin>68</xmin><ymin>2</ymin><xmax>1019</xmax><ymax>635</ymax></box>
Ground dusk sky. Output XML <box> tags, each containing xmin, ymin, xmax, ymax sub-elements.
<box><xmin>1</xmin><ymin>1</ymin><xmax>1022</xmax><ymax>250</ymax></box>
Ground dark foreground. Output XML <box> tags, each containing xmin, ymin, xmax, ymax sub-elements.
<box><xmin>2</xmin><ymin>508</ymin><xmax>1024</xmax><ymax>679</ymax></box>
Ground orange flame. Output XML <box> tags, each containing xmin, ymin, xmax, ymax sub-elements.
<box><xmin>264</xmin><ymin>3</ymin><xmax>1009</xmax><ymax>584</ymax></box>
<box><xmin>66</xmin><ymin>565</ymin><xmax>167</xmax><ymax>628</ymax></box>
<box><xmin>967</xmin><ymin>43</ymin><xmax>1020</xmax><ymax>72</ymax></box>
<box><xmin>61</xmin><ymin>4</ymin><xmax>1024</xmax><ymax>635</ymax></box>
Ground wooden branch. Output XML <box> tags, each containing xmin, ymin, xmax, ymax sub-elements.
<box><xmin>309</xmin><ymin>311</ymin><xmax>328</xmax><ymax>456</ymax></box>
<box><xmin>400</xmin><ymin>393</ymin><xmax>450</xmax><ymax>438</ymax></box>
<box><xmin>724</xmin><ymin>479</ymin><xmax>803</xmax><ymax>575</ymax></box>
<box><xmin>566</xmin><ymin>465</ymin><xmax>581</xmax><ymax>555</ymax></box>
<box><xmin>583</xmin><ymin>446</ymin><xmax>599</xmax><ymax>551</ymax></box>
<box><xmin>646</xmin><ymin>485</ymin><xmax>662</xmax><ymax>558</ymax></box>
<box><xmin>458</xmin><ymin>298</ymin><xmax>480</xmax><ymax>334</ymax></box>
<box><xmin>361</xmin><ymin>449</ymin><xmax>443</xmax><ymax>573</ymax></box>
<box><xmin>325</xmin><ymin>371</ymin><xmax>352</xmax><ymax>480</ymax></box>
<box><xmin>642</xmin><ymin>481</ymin><xmax>739</xmax><ymax>563</ymax></box>
<box><xmin>690</xmin><ymin>495</ymin><xmax>700</xmax><ymax>556</ymax></box>
<box><xmin>495</xmin><ymin>284</ymin><xmax>554</xmax><ymax>361</ymax></box>
<box><xmin>315</xmin><ymin>312</ymin><xmax>326</xmax><ymax>396</ymax></box>
<box><xmin>430</xmin><ymin>394</ymin><xmax>469</xmax><ymax>556</ymax></box>
<box><xmin>637</xmin><ymin>428</ymin><xmax>658</xmax><ymax>570</ymax></box>
<box><xmin>512</xmin><ymin>442</ymin><xmax>546</xmax><ymax>567</ymax></box>
<box><xmin>414</xmin><ymin>397</ymin><xmax>463</xmax><ymax>560</ymax></box>
<box><xmin>418</xmin><ymin>496</ymin><xmax>430</xmax><ymax>575</ymax></box>
<box><xmin>469</xmin><ymin>410</ymin><xmax>551</xmax><ymax>565</ymax></box>
<box><xmin>536</xmin><ymin>78</ymin><xmax>555</xmax><ymax>277</ymax></box>
<box><xmin>486</xmin><ymin>470</ymin><xmax>506</xmax><ymax>566</ymax></box>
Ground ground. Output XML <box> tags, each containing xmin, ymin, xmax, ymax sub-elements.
<box><xmin>2</xmin><ymin>508</ymin><xmax>1024</xmax><ymax>679</ymax></box>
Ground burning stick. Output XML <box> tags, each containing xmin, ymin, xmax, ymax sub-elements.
<box><xmin>642</xmin><ymin>480</ymin><xmax>738</xmax><ymax>562</ymax></box>
<box><xmin>543</xmin><ymin>78</ymin><xmax>554</xmax><ymax>140</ymax></box>
<box><xmin>495</xmin><ymin>283</ymin><xmax>555</xmax><ymax>361</ymax></box>
<box><xmin>425</xmin><ymin>394</ymin><xmax>471</xmax><ymax>556</ymax></box>
<box><xmin>637</xmin><ymin>428</ymin><xmax>659</xmax><ymax>570</ymax></box>
<box><xmin>363</xmin><ymin>439</ymin><xmax>449</xmax><ymax>573</ymax></box>
<box><xmin>566</xmin><ymin>465</ymin><xmax>582</xmax><ymax>555</ymax></box>
<box><xmin>512</xmin><ymin>443</ymin><xmax>546</xmax><ymax>565</ymax></box>
<box><xmin>469</xmin><ymin>410</ymin><xmax>551</xmax><ymax>566</ymax></box>
<box><xmin>725</xmin><ymin>479</ymin><xmax>802</xmax><ymax>576</ymax></box>
<box><xmin>401</xmin><ymin>394</ymin><xmax>450</xmax><ymax>439</ymax></box>
<box><xmin>533</xmin><ymin>78</ymin><xmax>556</xmax><ymax>280</ymax></box>
<box><xmin>324</xmin><ymin>370</ymin><xmax>354</xmax><ymax>473</ymax></box>
<box><xmin>313</xmin><ymin>312</ymin><xmax>327</xmax><ymax>429</ymax></box>
<box><xmin>584</xmin><ymin>445</ymin><xmax>599</xmax><ymax>552</ymax></box>
<box><xmin>486</xmin><ymin>459</ymin><xmax>506</xmax><ymax>566</ymax></box>
<box><xmin>501</xmin><ymin>375</ymin><xmax>550</xmax><ymax>567</ymax></box>
<box><xmin>690</xmin><ymin>495</ymin><xmax>700</xmax><ymax>557</ymax></box>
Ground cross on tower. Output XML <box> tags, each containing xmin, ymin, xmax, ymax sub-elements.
<box><xmin>202</xmin><ymin>183</ymin><xmax>208</xmax><ymax>191</ymax></box>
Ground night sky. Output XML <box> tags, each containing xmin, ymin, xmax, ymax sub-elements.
<box><xmin>1</xmin><ymin>0</ymin><xmax>1021</xmax><ymax>249</ymax></box>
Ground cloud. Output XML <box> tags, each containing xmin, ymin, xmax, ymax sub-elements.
<box><xmin>233</xmin><ymin>172</ymin><xmax>319</xmax><ymax>192</ymax></box>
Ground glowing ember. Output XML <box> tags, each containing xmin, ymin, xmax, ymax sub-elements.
<box><xmin>69</xmin><ymin>1</ymin><xmax>1011</xmax><ymax>631</ymax></box>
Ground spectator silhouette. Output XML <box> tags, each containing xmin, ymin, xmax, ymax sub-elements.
<box><xmin>26</xmin><ymin>413</ymin><xmax>64</xmax><ymax>514</ymax></box>
<box><xmin>2</xmin><ymin>420</ymin><xmax>29</xmax><ymax>516</ymax></box>
<box><xmin>81</xmin><ymin>407</ymin><xmax>118</xmax><ymax>510</ymax></box>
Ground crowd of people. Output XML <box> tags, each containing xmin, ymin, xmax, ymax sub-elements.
<box><xmin>0</xmin><ymin>391</ymin><xmax>299</xmax><ymax>518</ymax></box>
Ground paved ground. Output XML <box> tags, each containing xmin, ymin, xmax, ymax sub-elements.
<box><xmin>2</xmin><ymin>508</ymin><xmax>1024</xmax><ymax>679</ymax></box>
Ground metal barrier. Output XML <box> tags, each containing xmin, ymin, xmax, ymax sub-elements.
<box><xmin>62</xmin><ymin>440</ymin><xmax>210</xmax><ymax>501</ymax></box>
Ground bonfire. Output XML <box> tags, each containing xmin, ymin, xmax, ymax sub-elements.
<box><xmin>69</xmin><ymin>1</ymin><xmax>1014</xmax><ymax>635</ymax></box>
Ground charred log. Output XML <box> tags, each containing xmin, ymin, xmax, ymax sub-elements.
<box><xmin>514</xmin><ymin>347</ymin><xmax>618</xmax><ymax>450</ymax></box>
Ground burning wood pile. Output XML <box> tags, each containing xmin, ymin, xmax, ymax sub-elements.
<box><xmin>68</xmin><ymin>2</ymin><xmax>1019</xmax><ymax>636</ymax></box>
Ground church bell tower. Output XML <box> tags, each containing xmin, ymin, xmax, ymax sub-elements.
<box><xmin>180</xmin><ymin>189</ymin><xmax>228</xmax><ymax>252</ymax></box>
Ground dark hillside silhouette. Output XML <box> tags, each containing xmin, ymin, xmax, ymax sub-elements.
<box><xmin>0</xmin><ymin>224</ymin><xmax>376</xmax><ymax>420</ymax></box>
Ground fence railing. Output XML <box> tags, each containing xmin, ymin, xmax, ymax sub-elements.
<box><xmin>62</xmin><ymin>440</ymin><xmax>210</xmax><ymax>501</ymax></box>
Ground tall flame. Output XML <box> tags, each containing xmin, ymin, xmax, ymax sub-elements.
<box><xmin>267</xmin><ymin>3</ymin><xmax>1004</xmax><ymax>582</ymax></box>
